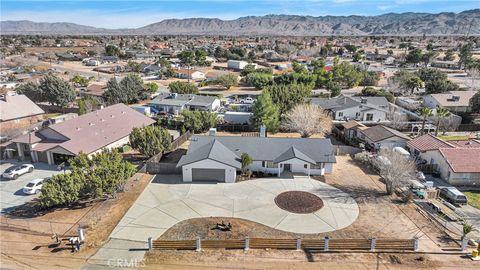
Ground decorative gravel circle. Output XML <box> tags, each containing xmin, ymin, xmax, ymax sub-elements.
<box><xmin>274</xmin><ymin>191</ymin><xmax>324</xmax><ymax>214</ymax></box>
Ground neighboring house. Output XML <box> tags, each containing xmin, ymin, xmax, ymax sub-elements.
<box><xmin>430</xmin><ymin>60</ymin><xmax>460</xmax><ymax>70</ymax></box>
<box><xmin>407</xmin><ymin>133</ymin><xmax>455</xmax><ymax>162</ymax></box>
<box><xmin>147</xmin><ymin>92</ymin><xmax>221</xmax><ymax>115</ymax></box>
<box><xmin>311</xmin><ymin>96</ymin><xmax>390</xmax><ymax>122</ymax></box>
<box><xmin>423</xmin><ymin>90</ymin><xmax>477</xmax><ymax>113</ymax></box>
<box><xmin>359</xmin><ymin>125</ymin><xmax>410</xmax><ymax>149</ymax></box>
<box><xmin>82</xmin><ymin>84</ymin><xmax>107</xmax><ymax>98</ymax></box>
<box><xmin>175</xmin><ymin>69</ymin><xmax>206</xmax><ymax>80</ymax></box>
<box><xmin>0</xmin><ymin>93</ymin><xmax>44</xmax><ymax>137</ymax></box>
<box><xmin>428</xmin><ymin>148</ymin><xmax>480</xmax><ymax>186</ymax></box>
<box><xmin>227</xmin><ymin>60</ymin><xmax>256</xmax><ymax>70</ymax></box>
<box><xmin>407</xmin><ymin>134</ymin><xmax>480</xmax><ymax>186</ymax></box>
<box><xmin>9</xmin><ymin>104</ymin><xmax>155</xmax><ymax>165</ymax></box>
<box><xmin>177</xmin><ymin>135</ymin><xmax>336</xmax><ymax>183</ymax></box>
<box><xmin>340</xmin><ymin>120</ymin><xmax>367</xmax><ymax>141</ymax></box>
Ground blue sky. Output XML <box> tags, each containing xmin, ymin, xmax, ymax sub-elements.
<box><xmin>1</xmin><ymin>0</ymin><xmax>478</xmax><ymax>28</ymax></box>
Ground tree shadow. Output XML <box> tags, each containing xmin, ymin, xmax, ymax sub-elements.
<box><xmin>328</xmin><ymin>184</ymin><xmax>388</xmax><ymax>203</ymax></box>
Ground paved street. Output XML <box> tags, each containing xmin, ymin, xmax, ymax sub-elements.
<box><xmin>0</xmin><ymin>160</ymin><xmax>63</xmax><ymax>213</ymax></box>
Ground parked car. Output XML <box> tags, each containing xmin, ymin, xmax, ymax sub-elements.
<box><xmin>241</xmin><ymin>97</ymin><xmax>255</xmax><ymax>104</ymax></box>
<box><xmin>2</xmin><ymin>164</ymin><xmax>34</xmax><ymax>179</ymax></box>
<box><xmin>439</xmin><ymin>187</ymin><xmax>468</xmax><ymax>205</ymax></box>
<box><xmin>23</xmin><ymin>178</ymin><xmax>48</xmax><ymax>195</ymax></box>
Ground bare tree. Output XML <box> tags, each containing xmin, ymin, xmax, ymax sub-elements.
<box><xmin>372</xmin><ymin>149</ymin><xmax>416</xmax><ymax>195</ymax></box>
<box><xmin>282</xmin><ymin>103</ymin><xmax>332</xmax><ymax>138</ymax></box>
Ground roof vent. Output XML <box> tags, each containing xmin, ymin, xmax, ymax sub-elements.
<box><xmin>76</xmin><ymin>127</ymin><xmax>81</xmax><ymax>131</ymax></box>
<box><xmin>110</xmin><ymin>114</ymin><xmax>114</xmax><ymax>118</ymax></box>
<box><xmin>89</xmin><ymin>122</ymin><xmax>95</xmax><ymax>126</ymax></box>
<box><xmin>121</xmin><ymin>111</ymin><xmax>126</xmax><ymax>114</ymax></box>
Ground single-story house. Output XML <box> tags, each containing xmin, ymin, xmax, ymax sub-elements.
<box><xmin>227</xmin><ymin>60</ymin><xmax>256</xmax><ymax>70</ymax></box>
<box><xmin>175</xmin><ymin>69</ymin><xmax>206</xmax><ymax>80</ymax></box>
<box><xmin>341</xmin><ymin>120</ymin><xmax>367</xmax><ymax>141</ymax></box>
<box><xmin>310</xmin><ymin>96</ymin><xmax>390</xmax><ymax>122</ymax></box>
<box><xmin>423</xmin><ymin>90</ymin><xmax>477</xmax><ymax>113</ymax></box>
<box><xmin>9</xmin><ymin>104</ymin><xmax>155</xmax><ymax>165</ymax></box>
<box><xmin>428</xmin><ymin>148</ymin><xmax>480</xmax><ymax>186</ymax></box>
<box><xmin>407</xmin><ymin>133</ymin><xmax>455</xmax><ymax>162</ymax></box>
<box><xmin>0</xmin><ymin>93</ymin><xmax>44</xmax><ymax>137</ymax></box>
<box><xmin>147</xmin><ymin>92</ymin><xmax>220</xmax><ymax>115</ymax></box>
<box><xmin>177</xmin><ymin>135</ymin><xmax>336</xmax><ymax>183</ymax></box>
<box><xmin>407</xmin><ymin>134</ymin><xmax>480</xmax><ymax>186</ymax></box>
<box><xmin>359</xmin><ymin>125</ymin><xmax>410</xmax><ymax>149</ymax></box>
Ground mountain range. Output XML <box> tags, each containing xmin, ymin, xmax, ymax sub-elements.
<box><xmin>1</xmin><ymin>9</ymin><xmax>479</xmax><ymax>36</ymax></box>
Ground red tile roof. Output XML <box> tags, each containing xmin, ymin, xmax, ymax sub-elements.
<box><xmin>438</xmin><ymin>148</ymin><xmax>480</xmax><ymax>173</ymax></box>
<box><xmin>447</xmin><ymin>140</ymin><xmax>480</xmax><ymax>148</ymax></box>
<box><xmin>407</xmin><ymin>134</ymin><xmax>454</xmax><ymax>152</ymax></box>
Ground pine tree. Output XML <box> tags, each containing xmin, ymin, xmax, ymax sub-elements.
<box><xmin>251</xmin><ymin>91</ymin><xmax>280</xmax><ymax>133</ymax></box>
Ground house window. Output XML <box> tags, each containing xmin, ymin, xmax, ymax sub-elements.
<box><xmin>311</xmin><ymin>163</ymin><xmax>323</xmax><ymax>169</ymax></box>
<box><xmin>304</xmin><ymin>164</ymin><xmax>308</xmax><ymax>169</ymax></box>
<box><xmin>355</xmin><ymin>112</ymin><xmax>361</xmax><ymax>118</ymax></box>
<box><xmin>366</xmin><ymin>113</ymin><xmax>373</xmax><ymax>121</ymax></box>
<box><xmin>338</xmin><ymin>112</ymin><xmax>344</xmax><ymax>117</ymax></box>
<box><xmin>263</xmin><ymin>161</ymin><xmax>276</xmax><ymax>168</ymax></box>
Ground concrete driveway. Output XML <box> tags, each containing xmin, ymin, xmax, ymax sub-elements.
<box><xmin>0</xmin><ymin>160</ymin><xmax>63</xmax><ymax>214</ymax></box>
<box><xmin>108</xmin><ymin>175</ymin><xmax>359</xmax><ymax>242</ymax></box>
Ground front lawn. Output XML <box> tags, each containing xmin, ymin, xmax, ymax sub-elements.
<box><xmin>437</xmin><ymin>135</ymin><xmax>471</xmax><ymax>141</ymax></box>
<box><xmin>464</xmin><ymin>191</ymin><xmax>480</xmax><ymax>209</ymax></box>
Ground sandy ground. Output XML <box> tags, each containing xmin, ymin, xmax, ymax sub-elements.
<box><xmin>0</xmin><ymin>172</ymin><xmax>154</xmax><ymax>270</ymax></box>
<box><xmin>142</xmin><ymin>156</ymin><xmax>480</xmax><ymax>269</ymax></box>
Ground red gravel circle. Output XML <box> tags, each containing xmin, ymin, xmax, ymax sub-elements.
<box><xmin>274</xmin><ymin>191</ymin><xmax>324</xmax><ymax>214</ymax></box>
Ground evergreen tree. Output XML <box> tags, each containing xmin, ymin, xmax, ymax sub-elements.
<box><xmin>251</xmin><ymin>91</ymin><xmax>280</xmax><ymax>133</ymax></box>
<box><xmin>39</xmin><ymin>74</ymin><xmax>76</xmax><ymax>107</ymax></box>
<box><xmin>129</xmin><ymin>126</ymin><xmax>172</xmax><ymax>157</ymax></box>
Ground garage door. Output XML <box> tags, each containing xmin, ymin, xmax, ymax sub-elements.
<box><xmin>192</xmin><ymin>168</ymin><xmax>225</xmax><ymax>182</ymax></box>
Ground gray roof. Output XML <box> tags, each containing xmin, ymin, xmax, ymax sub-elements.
<box><xmin>177</xmin><ymin>135</ymin><xmax>336</xmax><ymax>167</ymax></box>
<box><xmin>273</xmin><ymin>146</ymin><xmax>317</xmax><ymax>164</ymax></box>
<box><xmin>177</xmin><ymin>139</ymin><xmax>241</xmax><ymax>168</ymax></box>
<box><xmin>361</xmin><ymin>125</ymin><xmax>410</xmax><ymax>143</ymax></box>
<box><xmin>148</xmin><ymin>93</ymin><xmax>217</xmax><ymax>108</ymax></box>
<box><xmin>310</xmin><ymin>96</ymin><xmax>389</xmax><ymax>112</ymax></box>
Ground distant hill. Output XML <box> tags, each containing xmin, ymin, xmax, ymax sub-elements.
<box><xmin>2</xmin><ymin>9</ymin><xmax>480</xmax><ymax>36</ymax></box>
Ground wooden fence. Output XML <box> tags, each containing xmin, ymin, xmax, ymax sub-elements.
<box><xmin>149</xmin><ymin>237</ymin><xmax>418</xmax><ymax>252</ymax></box>
<box><xmin>145</xmin><ymin>131</ymin><xmax>192</xmax><ymax>174</ymax></box>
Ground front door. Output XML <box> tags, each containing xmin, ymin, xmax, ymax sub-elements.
<box><xmin>284</xmin><ymin>164</ymin><xmax>291</xmax><ymax>172</ymax></box>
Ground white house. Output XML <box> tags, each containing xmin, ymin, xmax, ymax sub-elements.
<box><xmin>177</xmin><ymin>135</ymin><xmax>336</xmax><ymax>183</ymax></box>
<box><xmin>147</xmin><ymin>93</ymin><xmax>221</xmax><ymax>115</ymax></box>
<box><xmin>359</xmin><ymin>125</ymin><xmax>411</xmax><ymax>149</ymax></box>
<box><xmin>227</xmin><ymin>60</ymin><xmax>256</xmax><ymax>70</ymax></box>
<box><xmin>175</xmin><ymin>69</ymin><xmax>206</xmax><ymax>80</ymax></box>
<box><xmin>423</xmin><ymin>90</ymin><xmax>477</xmax><ymax>113</ymax></box>
<box><xmin>311</xmin><ymin>96</ymin><xmax>390</xmax><ymax>122</ymax></box>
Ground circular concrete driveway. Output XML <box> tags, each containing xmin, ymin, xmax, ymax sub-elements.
<box><xmin>109</xmin><ymin>176</ymin><xmax>359</xmax><ymax>242</ymax></box>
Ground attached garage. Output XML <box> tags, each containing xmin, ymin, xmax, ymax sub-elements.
<box><xmin>192</xmin><ymin>168</ymin><xmax>225</xmax><ymax>182</ymax></box>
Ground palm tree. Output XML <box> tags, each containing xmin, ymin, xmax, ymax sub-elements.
<box><xmin>434</xmin><ymin>107</ymin><xmax>451</xmax><ymax>136</ymax></box>
<box><xmin>418</xmin><ymin>107</ymin><xmax>433</xmax><ymax>135</ymax></box>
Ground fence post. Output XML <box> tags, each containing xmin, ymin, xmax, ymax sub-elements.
<box><xmin>369</xmin><ymin>237</ymin><xmax>376</xmax><ymax>251</ymax></box>
<box><xmin>413</xmin><ymin>237</ymin><xmax>419</xmax><ymax>251</ymax></box>
<box><xmin>244</xmin><ymin>236</ymin><xmax>250</xmax><ymax>251</ymax></box>
<box><xmin>195</xmin><ymin>237</ymin><xmax>201</xmax><ymax>252</ymax></box>
<box><xmin>324</xmin><ymin>236</ymin><xmax>329</xmax><ymax>252</ymax></box>
<box><xmin>296</xmin><ymin>238</ymin><xmax>301</xmax><ymax>251</ymax></box>
<box><xmin>461</xmin><ymin>237</ymin><xmax>468</xmax><ymax>252</ymax></box>
<box><xmin>148</xmin><ymin>237</ymin><xmax>153</xmax><ymax>251</ymax></box>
